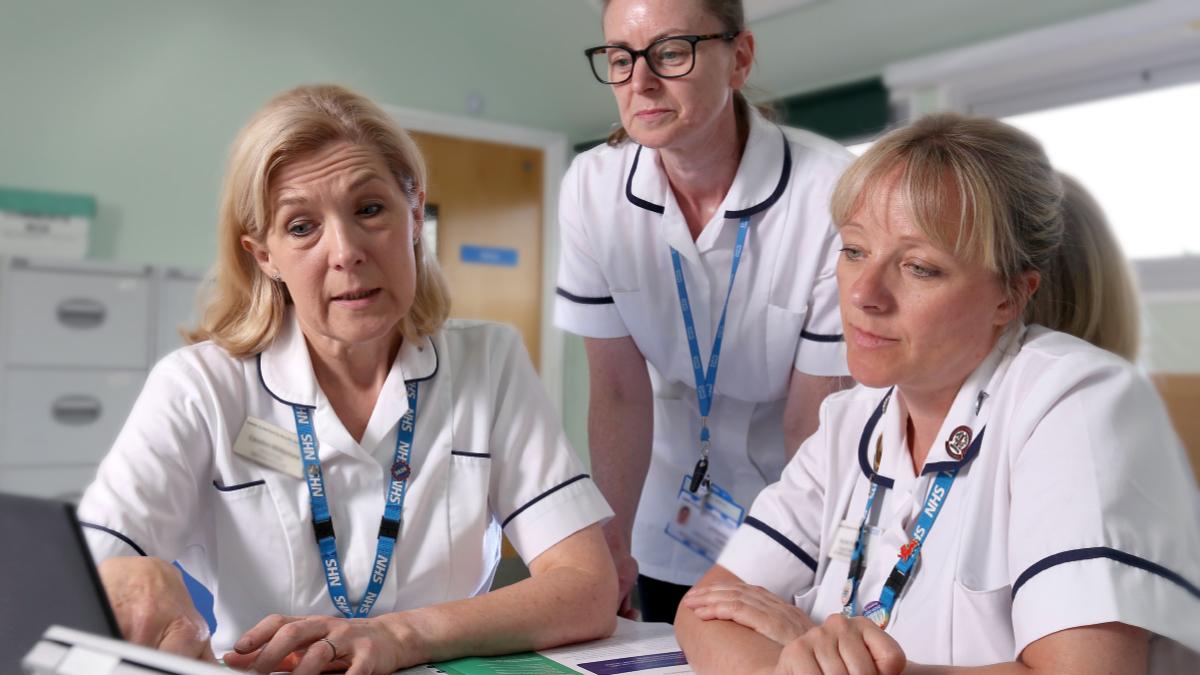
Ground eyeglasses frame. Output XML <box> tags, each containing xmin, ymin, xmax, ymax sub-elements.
<box><xmin>584</xmin><ymin>30</ymin><xmax>741</xmax><ymax>85</ymax></box>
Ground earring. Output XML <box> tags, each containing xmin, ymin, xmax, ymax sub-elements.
<box><xmin>272</xmin><ymin>273</ymin><xmax>282</xmax><ymax>282</ymax></box>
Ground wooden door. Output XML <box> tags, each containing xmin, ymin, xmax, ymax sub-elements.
<box><xmin>410</xmin><ymin>131</ymin><xmax>543</xmax><ymax>370</ymax></box>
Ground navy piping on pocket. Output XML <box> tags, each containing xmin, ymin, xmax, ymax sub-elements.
<box><xmin>501</xmin><ymin>474</ymin><xmax>589</xmax><ymax>528</ymax></box>
<box><xmin>1012</xmin><ymin>546</ymin><xmax>1200</xmax><ymax>601</ymax></box>
<box><xmin>213</xmin><ymin>478</ymin><xmax>266</xmax><ymax>492</ymax></box>
<box><xmin>79</xmin><ymin>521</ymin><xmax>147</xmax><ymax>557</ymax></box>
<box><xmin>743</xmin><ymin>516</ymin><xmax>817</xmax><ymax>572</ymax></box>
<box><xmin>556</xmin><ymin>287</ymin><xmax>615</xmax><ymax>305</ymax></box>
<box><xmin>451</xmin><ymin>451</ymin><xmax>492</xmax><ymax>459</ymax></box>
<box><xmin>800</xmin><ymin>330</ymin><xmax>844</xmax><ymax>343</ymax></box>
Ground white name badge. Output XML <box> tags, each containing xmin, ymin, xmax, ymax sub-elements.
<box><xmin>232</xmin><ymin>416</ymin><xmax>304</xmax><ymax>479</ymax></box>
<box><xmin>830</xmin><ymin>519</ymin><xmax>860</xmax><ymax>562</ymax></box>
<box><xmin>664</xmin><ymin>475</ymin><xmax>745</xmax><ymax>563</ymax></box>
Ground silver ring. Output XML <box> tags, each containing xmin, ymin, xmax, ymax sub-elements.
<box><xmin>318</xmin><ymin>637</ymin><xmax>338</xmax><ymax>659</ymax></box>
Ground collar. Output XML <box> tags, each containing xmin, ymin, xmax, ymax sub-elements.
<box><xmin>257</xmin><ymin>308</ymin><xmax>439</xmax><ymax>412</ymax></box>
<box><xmin>624</xmin><ymin>107</ymin><xmax>792</xmax><ymax>221</ymax></box>
<box><xmin>858</xmin><ymin>323</ymin><xmax>1027</xmax><ymax>485</ymax></box>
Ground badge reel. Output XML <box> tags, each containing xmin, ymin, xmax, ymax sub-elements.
<box><xmin>665</xmin><ymin>441</ymin><xmax>745</xmax><ymax>563</ymax></box>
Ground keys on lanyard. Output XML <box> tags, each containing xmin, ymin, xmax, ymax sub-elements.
<box><xmin>292</xmin><ymin>381</ymin><xmax>419</xmax><ymax>619</ymax></box>
<box><xmin>672</xmin><ymin>216</ymin><xmax>751</xmax><ymax>493</ymax></box>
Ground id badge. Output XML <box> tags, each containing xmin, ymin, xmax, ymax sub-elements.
<box><xmin>664</xmin><ymin>475</ymin><xmax>745</xmax><ymax>563</ymax></box>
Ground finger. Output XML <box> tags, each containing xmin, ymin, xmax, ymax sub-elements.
<box><xmin>290</xmin><ymin>639</ymin><xmax>338</xmax><ymax>675</ymax></box>
<box><xmin>233</xmin><ymin>613</ymin><xmax>295</xmax><ymax>654</ymax></box>
<box><xmin>859</xmin><ymin>624</ymin><xmax>906</xmax><ymax>675</ymax></box>
<box><xmin>812</xmin><ymin>632</ymin><xmax>850</xmax><ymax>675</ymax></box>
<box><xmin>836</xmin><ymin>631</ymin><xmax>877</xmax><ymax>675</ymax></box>
<box><xmin>775</xmin><ymin>640</ymin><xmax>822</xmax><ymax>675</ymax></box>
<box><xmin>252</xmin><ymin>619</ymin><xmax>332</xmax><ymax>674</ymax></box>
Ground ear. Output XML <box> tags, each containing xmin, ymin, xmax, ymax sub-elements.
<box><xmin>240</xmin><ymin>234</ymin><xmax>277</xmax><ymax>279</ymax></box>
<box><xmin>996</xmin><ymin>270</ymin><xmax>1041</xmax><ymax>326</ymax></box>
<box><xmin>729</xmin><ymin>30</ymin><xmax>755</xmax><ymax>90</ymax></box>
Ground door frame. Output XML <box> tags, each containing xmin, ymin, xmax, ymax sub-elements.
<box><xmin>382</xmin><ymin>104</ymin><xmax>569</xmax><ymax>410</ymax></box>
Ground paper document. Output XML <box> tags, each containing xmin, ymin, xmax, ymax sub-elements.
<box><xmin>394</xmin><ymin>619</ymin><xmax>692</xmax><ymax>674</ymax></box>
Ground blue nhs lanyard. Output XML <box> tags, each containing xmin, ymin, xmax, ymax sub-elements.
<box><xmin>841</xmin><ymin>398</ymin><xmax>986</xmax><ymax>629</ymax></box>
<box><xmin>291</xmin><ymin>382</ymin><xmax>418</xmax><ymax>619</ymax></box>
<box><xmin>671</xmin><ymin>216</ymin><xmax>751</xmax><ymax>493</ymax></box>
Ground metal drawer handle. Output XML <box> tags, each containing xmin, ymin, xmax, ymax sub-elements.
<box><xmin>51</xmin><ymin>395</ymin><xmax>103</xmax><ymax>426</ymax></box>
<box><xmin>56</xmin><ymin>298</ymin><xmax>107</xmax><ymax>329</ymax></box>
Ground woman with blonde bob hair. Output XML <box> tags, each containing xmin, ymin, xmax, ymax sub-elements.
<box><xmin>79</xmin><ymin>84</ymin><xmax>617</xmax><ymax>673</ymax></box>
<box><xmin>677</xmin><ymin>113</ymin><xmax>1200</xmax><ymax>673</ymax></box>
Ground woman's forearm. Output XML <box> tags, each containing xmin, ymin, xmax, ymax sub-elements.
<box><xmin>675</xmin><ymin>566</ymin><xmax>785</xmax><ymax>675</ymax></box>
<box><xmin>379</xmin><ymin>526</ymin><xmax>618</xmax><ymax>663</ymax></box>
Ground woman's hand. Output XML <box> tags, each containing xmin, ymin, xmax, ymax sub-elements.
<box><xmin>773</xmin><ymin>613</ymin><xmax>905</xmax><ymax>675</ymax></box>
<box><xmin>97</xmin><ymin>556</ymin><xmax>215</xmax><ymax>660</ymax></box>
<box><xmin>222</xmin><ymin>613</ymin><xmax>422</xmax><ymax>675</ymax></box>
<box><xmin>681</xmin><ymin>581</ymin><xmax>816</xmax><ymax>645</ymax></box>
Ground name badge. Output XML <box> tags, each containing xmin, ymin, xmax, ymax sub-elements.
<box><xmin>665</xmin><ymin>475</ymin><xmax>745</xmax><ymax>563</ymax></box>
<box><xmin>233</xmin><ymin>416</ymin><xmax>304</xmax><ymax>479</ymax></box>
<box><xmin>830</xmin><ymin>519</ymin><xmax>860</xmax><ymax>562</ymax></box>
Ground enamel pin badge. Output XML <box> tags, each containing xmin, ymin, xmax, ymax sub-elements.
<box><xmin>945</xmin><ymin>425</ymin><xmax>972</xmax><ymax>461</ymax></box>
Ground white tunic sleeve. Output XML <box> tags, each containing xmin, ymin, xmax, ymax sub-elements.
<box><xmin>1006</xmin><ymin>354</ymin><xmax>1200</xmax><ymax>654</ymax></box>
<box><xmin>484</xmin><ymin>325</ymin><xmax>613</xmax><ymax>562</ymax></box>
<box><xmin>553</xmin><ymin>157</ymin><xmax>629</xmax><ymax>339</ymax></box>
<box><xmin>717</xmin><ymin>400</ymin><xmax>831</xmax><ymax>596</ymax></box>
<box><xmin>77</xmin><ymin>352</ymin><xmax>218</xmax><ymax>563</ymax></box>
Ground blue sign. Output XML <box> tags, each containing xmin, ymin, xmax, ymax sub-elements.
<box><xmin>460</xmin><ymin>245</ymin><xmax>518</xmax><ymax>267</ymax></box>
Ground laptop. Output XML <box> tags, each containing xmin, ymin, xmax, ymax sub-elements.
<box><xmin>0</xmin><ymin>492</ymin><xmax>226</xmax><ymax>675</ymax></box>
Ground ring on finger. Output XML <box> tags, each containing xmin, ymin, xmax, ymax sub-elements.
<box><xmin>317</xmin><ymin>637</ymin><xmax>339</xmax><ymax>660</ymax></box>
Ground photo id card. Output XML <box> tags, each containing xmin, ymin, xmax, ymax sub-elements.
<box><xmin>664</xmin><ymin>475</ymin><xmax>745</xmax><ymax>563</ymax></box>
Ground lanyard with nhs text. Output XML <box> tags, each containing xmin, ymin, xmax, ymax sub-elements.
<box><xmin>671</xmin><ymin>215</ymin><xmax>751</xmax><ymax>493</ymax></box>
<box><xmin>292</xmin><ymin>381</ymin><xmax>418</xmax><ymax>619</ymax></box>
<box><xmin>841</xmin><ymin>394</ymin><xmax>986</xmax><ymax>629</ymax></box>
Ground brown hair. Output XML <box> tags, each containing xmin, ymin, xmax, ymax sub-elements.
<box><xmin>1026</xmin><ymin>173</ymin><xmax>1141</xmax><ymax>360</ymax></box>
<box><xmin>830</xmin><ymin>113</ymin><xmax>1063</xmax><ymax>311</ymax></box>
<box><xmin>187</xmin><ymin>84</ymin><xmax>450</xmax><ymax>357</ymax></box>
<box><xmin>600</xmin><ymin>0</ymin><xmax>766</xmax><ymax>146</ymax></box>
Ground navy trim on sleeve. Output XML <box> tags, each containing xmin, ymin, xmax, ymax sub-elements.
<box><xmin>555</xmin><ymin>287</ymin><xmax>615</xmax><ymax>305</ymax></box>
<box><xmin>213</xmin><ymin>478</ymin><xmax>266</xmax><ymax>492</ymax></box>
<box><xmin>451</xmin><ymin>450</ymin><xmax>492</xmax><ymax>459</ymax></box>
<box><xmin>501</xmin><ymin>474</ymin><xmax>590</xmax><ymax>528</ymax></box>
<box><xmin>1012</xmin><ymin>547</ymin><xmax>1200</xmax><ymax>601</ymax></box>
<box><xmin>743</xmin><ymin>516</ymin><xmax>817</xmax><ymax>572</ymax></box>
<box><xmin>800</xmin><ymin>330</ymin><xmax>844</xmax><ymax>343</ymax></box>
<box><xmin>79</xmin><ymin>521</ymin><xmax>147</xmax><ymax>557</ymax></box>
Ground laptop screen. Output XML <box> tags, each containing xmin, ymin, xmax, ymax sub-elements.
<box><xmin>0</xmin><ymin>492</ymin><xmax>120</xmax><ymax>670</ymax></box>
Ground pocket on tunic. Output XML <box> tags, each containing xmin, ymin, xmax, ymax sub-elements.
<box><xmin>951</xmin><ymin>579</ymin><xmax>1015</xmax><ymax>665</ymax></box>
<box><xmin>793</xmin><ymin>585</ymin><xmax>820</xmax><ymax>616</ymax></box>
<box><xmin>447</xmin><ymin>452</ymin><xmax>500</xmax><ymax>597</ymax></box>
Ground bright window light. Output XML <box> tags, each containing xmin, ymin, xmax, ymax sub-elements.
<box><xmin>1003</xmin><ymin>81</ymin><xmax>1200</xmax><ymax>260</ymax></box>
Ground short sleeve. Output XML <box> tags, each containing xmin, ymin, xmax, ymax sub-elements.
<box><xmin>717</xmin><ymin>401</ymin><xmax>830</xmax><ymax>597</ymax></box>
<box><xmin>793</xmin><ymin>218</ymin><xmax>848</xmax><ymax>377</ymax></box>
<box><xmin>77</xmin><ymin>354</ymin><xmax>213</xmax><ymax>563</ymax></box>
<box><xmin>1007</xmin><ymin>360</ymin><xmax>1200</xmax><ymax>654</ymax></box>
<box><xmin>485</xmin><ymin>326</ymin><xmax>613</xmax><ymax>562</ymax></box>
<box><xmin>553</xmin><ymin>156</ymin><xmax>630</xmax><ymax>339</ymax></box>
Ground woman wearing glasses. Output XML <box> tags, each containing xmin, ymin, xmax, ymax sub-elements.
<box><xmin>555</xmin><ymin>0</ymin><xmax>853</xmax><ymax>622</ymax></box>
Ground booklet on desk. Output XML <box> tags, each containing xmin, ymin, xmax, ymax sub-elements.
<box><xmin>397</xmin><ymin>618</ymin><xmax>693</xmax><ymax>675</ymax></box>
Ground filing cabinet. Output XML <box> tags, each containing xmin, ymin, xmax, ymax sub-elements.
<box><xmin>0</xmin><ymin>256</ymin><xmax>204</xmax><ymax>500</ymax></box>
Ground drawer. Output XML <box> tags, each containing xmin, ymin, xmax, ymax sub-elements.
<box><xmin>4</xmin><ymin>264</ymin><xmax>152</xmax><ymax>368</ymax></box>
<box><xmin>155</xmin><ymin>270</ymin><xmax>205</xmax><ymax>360</ymax></box>
<box><xmin>0</xmin><ymin>464</ymin><xmax>98</xmax><ymax>502</ymax></box>
<box><xmin>1</xmin><ymin>368</ymin><xmax>145</xmax><ymax>466</ymax></box>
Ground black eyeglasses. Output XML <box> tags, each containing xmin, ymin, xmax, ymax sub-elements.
<box><xmin>584</xmin><ymin>31</ymin><xmax>740</xmax><ymax>85</ymax></box>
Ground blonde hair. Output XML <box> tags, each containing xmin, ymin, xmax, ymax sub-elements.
<box><xmin>187</xmin><ymin>84</ymin><xmax>450</xmax><ymax>357</ymax></box>
<box><xmin>1026</xmin><ymin>173</ymin><xmax>1141</xmax><ymax>361</ymax></box>
<box><xmin>830</xmin><ymin>113</ymin><xmax>1063</xmax><ymax>310</ymax></box>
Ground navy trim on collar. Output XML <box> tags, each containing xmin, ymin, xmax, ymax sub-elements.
<box><xmin>623</xmin><ymin>127</ymin><xmax>793</xmax><ymax>219</ymax></box>
<box><xmin>257</xmin><ymin>339</ymin><xmax>441</xmax><ymax>410</ymax></box>
<box><xmin>858</xmin><ymin>389</ymin><xmax>895</xmax><ymax>489</ymax></box>
<box><xmin>1012</xmin><ymin>547</ymin><xmax>1200</xmax><ymax>601</ymax></box>
<box><xmin>625</xmin><ymin>145</ymin><xmax>665</xmax><ymax>214</ymax></box>
<box><xmin>724</xmin><ymin>129</ymin><xmax>792</xmax><ymax>219</ymax></box>
<box><xmin>921</xmin><ymin>427</ymin><xmax>985</xmax><ymax>475</ymax></box>
<box><xmin>801</xmin><ymin>330</ymin><xmax>844</xmax><ymax>343</ymax></box>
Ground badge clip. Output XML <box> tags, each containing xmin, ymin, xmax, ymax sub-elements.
<box><xmin>688</xmin><ymin>456</ymin><xmax>709</xmax><ymax>493</ymax></box>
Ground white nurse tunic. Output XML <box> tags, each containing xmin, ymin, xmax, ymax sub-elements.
<box><xmin>719</xmin><ymin>325</ymin><xmax>1200</xmax><ymax>668</ymax></box>
<box><xmin>555</xmin><ymin>108</ymin><xmax>853</xmax><ymax>585</ymax></box>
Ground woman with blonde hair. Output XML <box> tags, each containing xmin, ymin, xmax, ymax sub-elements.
<box><xmin>79</xmin><ymin>84</ymin><xmax>617</xmax><ymax>673</ymax></box>
<box><xmin>676</xmin><ymin>113</ymin><xmax>1199</xmax><ymax>673</ymax></box>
